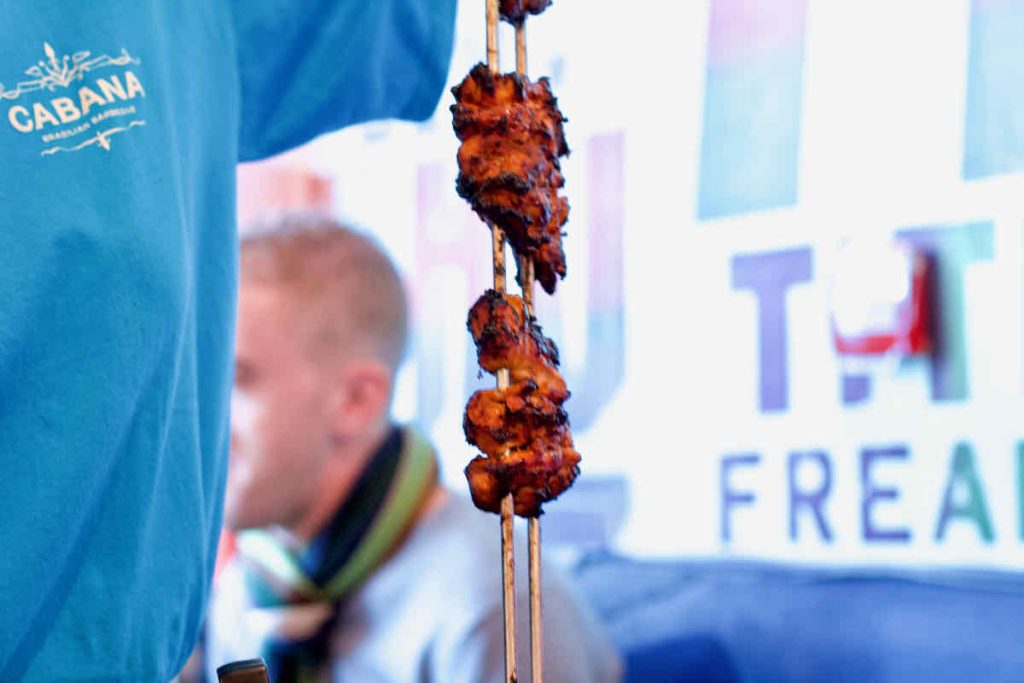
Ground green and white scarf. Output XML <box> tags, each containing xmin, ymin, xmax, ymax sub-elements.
<box><xmin>236</xmin><ymin>427</ymin><xmax>438</xmax><ymax>683</ymax></box>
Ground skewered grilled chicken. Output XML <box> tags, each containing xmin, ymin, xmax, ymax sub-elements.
<box><xmin>452</xmin><ymin>64</ymin><xmax>570</xmax><ymax>294</ymax></box>
<box><xmin>467</xmin><ymin>289</ymin><xmax>567</xmax><ymax>402</ymax></box>
<box><xmin>463</xmin><ymin>291</ymin><xmax>579</xmax><ymax>517</ymax></box>
<box><xmin>499</xmin><ymin>0</ymin><xmax>553</xmax><ymax>24</ymax></box>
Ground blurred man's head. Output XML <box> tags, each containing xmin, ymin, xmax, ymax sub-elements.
<box><xmin>224</xmin><ymin>212</ymin><xmax>409</xmax><ymax>538</ymax></box>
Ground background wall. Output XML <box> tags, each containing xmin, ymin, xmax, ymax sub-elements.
<box><xmin>239</xmin><ymin>0</ymin><xmax>1024</xmax><ymax>570</ymax></box>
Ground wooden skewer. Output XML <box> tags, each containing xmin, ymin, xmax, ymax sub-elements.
<box><xmin>518</xmin><ymin>254</ymin><xmax>544</xmax><ymax>683</ymax></box>
<box><xmin>492</xmin><ymin>226</ymin><xmax>508</xmax><ymax>294</ymax></box>
<box><xmin>486</xmin><ymin>6</ymin><xmax>517</xmax><ymax>681</ymax></box>
<box><xmin>486</xmin><ymin>0</ymin><xmax>500</xmax><ymax>73</ymax></box>
<box><xmin>500</xmin><ymin>494</ymin><xmax>518</xmax><ymax>683</ymax></box>
<box><xmin>528</xmin><ymin>517</ymin><xmax>543</xmax><ymax>683</ymax></box>
<box><xmin>493</xmin><ymin>225</ymin><xmax>517</xmax><ymax>683</ymax></box>
<box><xmin>516</xmin><ymin>20</ymin><xmax>528</xmax><ymax>75</ymax></box>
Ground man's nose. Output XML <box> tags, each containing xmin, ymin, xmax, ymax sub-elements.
<box><xmin>229</xmin><ymin>390</ymin><xmax>255</xmax><ymax>449</ymax></box>
<box><xmin>229</xmin><ymin>392</ymin><xmax>245</xmax><ymax>453</ymax></box>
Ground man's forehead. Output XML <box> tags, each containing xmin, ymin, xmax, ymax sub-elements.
<box><xmin>239</xmin><ymin>282</ymin><xmax>291</xmax><ymax>318</ymax></box>
<box><xmin>238</xmin><ymin>280</ymin><xmax>352</xmax><ymax>356</ymax></box>
<box><xmin>237</xmin><ymin>284</ymin><xmax>305</xmax><ymax>340</ymax></box>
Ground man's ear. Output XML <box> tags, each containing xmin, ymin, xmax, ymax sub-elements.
<box><xmin>329</xmin><ymin>359</ymin><xmax>393</xmax><ymax>441</ymax></box>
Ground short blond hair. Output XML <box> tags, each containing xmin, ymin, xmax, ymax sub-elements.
<box><xmin>240</xmin><ymin>212</ymin><xmax>409</xmax><ymax>370</ymax></box>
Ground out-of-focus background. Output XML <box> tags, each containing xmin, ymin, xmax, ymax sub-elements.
<box><xmin>237</xmin><ymin>1</ymin><xmax>1024</xmax><ymax>679</ymax></box>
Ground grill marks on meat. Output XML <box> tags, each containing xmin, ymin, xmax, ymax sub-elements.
<box><xmin>452</xmin><ymin>64</ymin><xmax>570</xmax><ymax>294</ymax></box>
<box><xmin>466</xmin><ymin>436</ymin><xmax>580</xmax><ymax>518</ymax></box>
<box><xmin>463</xmin><ymin>291</ymin><xmax>580</xmax><ymax>517</ymax></box>
<box><xmin>463</xmin><ymin>382</ymin><xmax>566</xmax><ymax>458</ymax></box>
<box><xmin>499</xmin><ymin>0</ymin><xmax>553</xmax><ymax>24</ymax></box>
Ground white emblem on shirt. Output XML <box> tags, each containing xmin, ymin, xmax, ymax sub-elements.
<box><xmin>2</xmin><ymin>43</ymin><xmax>148</xmax><ymax>156</ymax></box>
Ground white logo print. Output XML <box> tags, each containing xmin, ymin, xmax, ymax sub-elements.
<box><xmin>2</xmin><ymin>43</ymin><xmax>148</xmax><ymax>156</ymax></box>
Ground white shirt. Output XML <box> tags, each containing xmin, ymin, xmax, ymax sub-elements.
<box><xmin>206</xmin><ymin>493</ymin><xmax>623</xmax><ymax>683</ymax></box>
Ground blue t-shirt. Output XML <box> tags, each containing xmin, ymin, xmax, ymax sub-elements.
<box><xmin>0</xmin><ymin>2</ymin><xmax>455</xmax><ymax>680</ymax></box>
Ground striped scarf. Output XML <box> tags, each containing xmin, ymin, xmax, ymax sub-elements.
<box><xmin>236</xmin><ymin>427</ymin><xmax>438</xmax><ymax>683</ymax></box>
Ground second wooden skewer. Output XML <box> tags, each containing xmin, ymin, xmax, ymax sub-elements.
<box><xmin>513</xmin><ymin>16</ymin><xmax>544</xmax><ymax>682</ymax></box>
<box><xmin>513</xmin><ymin>14</ymin><xmax>544</xmax><ymax>683</ymax></box>
<box><xmin>518</xmin><ymin>252</ymin><xmax>544</xmax><ymax>683</ymax></box>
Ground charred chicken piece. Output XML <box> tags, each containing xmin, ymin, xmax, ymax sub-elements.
<box><xmin>467</xmin><ymin>290</ymin><xmax>567</xmax><ymax>402</ymax></box>
<box><xmin>467</xmin><ymin>288</ymin><xmax>529</xmax><ymax>341</ymax></box>
<box><xmin>500</xmin><ymin>0</ymin><xmax>552</xmax><ymax>24</ymax></box>
<box><xmin>452</xmin><ymin>79</ymin><xmax>567</xmax><ymax>157</ymax></box>
<box><xmin>452</xmin><ymin>64</ymin><xmax>570</xmax><ymax>293</ymax></box>
<box><xmin>464</xmin><ymin>432</ymin><xmax>581</xmax><ymax>518</ymax></box>
<box><xmin>464</xmin><ymin>381</ymin><xmax>568</xmax><ymax>457</ymax></box>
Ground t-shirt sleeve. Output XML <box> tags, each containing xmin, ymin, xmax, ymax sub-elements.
<box><xmin>230</xmin><ymin>0</ymin><xmax>458</xmax><ymax>161</ymax></box>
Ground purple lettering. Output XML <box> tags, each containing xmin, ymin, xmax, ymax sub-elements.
<box><xmin>731</xmin><ymin>248</ymin><xmax>813</xmax><ymax>412</ymax></box>
<box><xmin>860</xmin><ymin>445</ymin><xmax>911</xmax><ymax>543</ymax></box>
<box><xmin>788</xmin><ymin>450</ymin><xmax>834</xmax><ymax>541</ymax></box>
<box><xmin>721</xmin><ymin>453</ymin><xmax>761</xmax><ymax>542</ymax></box>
